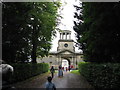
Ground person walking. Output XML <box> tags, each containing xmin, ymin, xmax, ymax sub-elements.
<box><xmin>45</xmin><ymin>76</ymin><xmax>56</xmax><ymax>90</ymax></box>
<box><xmin>50</xmin><ymin>66</ymin><xmax>55</xmax><ymax>78</ymax></box>
<box><xmin>68</xmin><ymin>65</ymin><xmax>71</xmax><ymax>71</ymax></box>
<box><xmin>58</xmin><ymin>65</ymin><xmax>63</xmax><ymax>77</ymax></box>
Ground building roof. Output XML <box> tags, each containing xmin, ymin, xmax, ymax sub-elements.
<box><xmin>57</xmin><ymin>49</ymin><xmax>74</xmax><ymax>54</ymax></box>
<box><xmin>59</xmin><ymin>30</ymin><xmax>71</xmax><ymax>33</ymax></box>
<box><xmin>58</xmin><ymin>40</ymin><xmax>74</xmax><ymax>42</ymax></box>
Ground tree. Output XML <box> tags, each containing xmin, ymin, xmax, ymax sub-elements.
<box><xmin>2</xmin><ymin>3</ymin><xmax>31</xmax><ymax>63</ymax></box>
<box><xmin>73</xmin><ymin>2</ymin><xmax>120</xmax><ymax>63</ymax></box>
<box><xmin>2</xmin><ymin>2</ymin><xmax>61</xmax><ymax>63</ymax></box>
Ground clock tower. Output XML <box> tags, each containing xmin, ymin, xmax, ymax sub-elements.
<box><xmin>37</xmin><ymin>30</ymin><xmax>83</xmax><ymax>69</ymax></box>
<box><xmin>57</xmin><ymin>30</ymin><xmax>75</xmax><ymax>52</ymax></box>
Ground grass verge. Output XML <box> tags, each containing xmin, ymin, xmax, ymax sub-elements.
<box><xmin>70</xmin><ymin>70</ymin><xmax>80</xmax><ymax>75</ymax></box>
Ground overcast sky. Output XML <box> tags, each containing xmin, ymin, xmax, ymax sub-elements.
<box><xmin>50</xmin><ymin>0</ymin><xmax>82</xmax><ymax>52</ymax></box>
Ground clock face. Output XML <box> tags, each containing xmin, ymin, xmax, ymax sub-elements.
<box><xmin>64</xmin><ymin>43</ymin><xmax>68</xmax><ymax>47</ymax></box>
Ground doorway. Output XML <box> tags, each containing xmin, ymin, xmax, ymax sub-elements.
<box><xmin>62</xmin><ymin>59</ymin><xmax>70</xmax><ymax>71</ymax></box>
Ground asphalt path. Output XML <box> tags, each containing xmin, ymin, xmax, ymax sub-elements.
<box><xmin>13</xmin><ymin>70</ymin><xmax>93</xmax><ymax>89</ymax></box>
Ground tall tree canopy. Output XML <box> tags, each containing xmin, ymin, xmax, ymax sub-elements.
<box><xmin>2</xmin><ymin>2</ymin><xmax>61</xmax><ymax>63</ymax></box>
<box><xmin>74</xmin><ymin>2</ymin><xmax>120</xmax><ymax>63</ymax></box>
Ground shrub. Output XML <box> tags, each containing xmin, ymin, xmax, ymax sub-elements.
<box><xmin>10</xmin><ymin>63</ymin><xmax>49</xmax><ymax>83</ymax></box>
<box><xmin>78</xmin><ymin>62</ymin><xmax>120</xmax><ymax>88</ymax></box>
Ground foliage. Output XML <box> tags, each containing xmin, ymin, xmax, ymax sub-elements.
<box><xmin>73</xmin><ymin>2</ymin><xmax>120</xmax><ymax>62</ymax></box>
<box><xmin>78</xmin><ymin>62</ymin><xmax>120</xmax><ymax>88</ymax></box>
<box><xmin>10</xmin><ymin>63</ymin><xmax>49</xmax><ymax>83</ymax></box>
<box><xmin>2</xmin><ymin>2</ymin><xmax>61</xmax><ymax>63</ymax></box>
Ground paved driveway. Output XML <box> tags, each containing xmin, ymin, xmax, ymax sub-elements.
<box><xmin>40</xmin><ymin>71</ymin><xmax>93</xmax><ymax>88</ymax></box>
<box><xmin>13</xmin><ymin>71</ymin><xmax>93</xmax><ymax>89</ymax></box>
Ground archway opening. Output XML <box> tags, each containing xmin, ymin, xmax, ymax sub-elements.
<box><xmin>61</xmin><ymin>59</ymin><xmax>70</xmax><ymax>71</ymax></box>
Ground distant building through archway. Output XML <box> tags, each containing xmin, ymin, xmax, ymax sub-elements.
<box><xmin>37</xmin><ymin>30</ymin><xmax>83</xmax><ymax>69</ymax></box>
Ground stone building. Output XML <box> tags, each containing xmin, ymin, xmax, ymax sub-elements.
<box><xmin>37</xmin><ymin>30</ymin><xmax>83</xmax><ymax>69</ymax></box>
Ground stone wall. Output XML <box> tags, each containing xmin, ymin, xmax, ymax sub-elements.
<box><xmin>36</xmin><ymin>53</ymin><xmax>83</xmax><ymax>69</ymax></box>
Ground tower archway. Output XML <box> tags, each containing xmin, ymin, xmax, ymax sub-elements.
<box><xmin>61</xmin><ymin>58</ymin><xmax>71</xmax><ymax>70</ymax></box>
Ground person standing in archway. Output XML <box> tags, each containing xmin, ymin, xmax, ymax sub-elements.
<box><xmin>50</xmin><ymin>66</ymin><xmax>55</xmax><ymax>78</ymax></box>
<box><xmin>66</xmin><ymin>67</ymin><xmax>67</xmax><ymax>72</ymax></box>
<box><xmin>68</xmin><ymin>65</ymin><xmax>71</xmax><ymax>71</ymax></box>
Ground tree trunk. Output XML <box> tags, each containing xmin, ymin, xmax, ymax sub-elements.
<box><xmin>31</xmin><ymin>43</ymin><xmax>37</xmax><ymax>63</ymax></box>
<box><xmin>31</xmin><ymin>25</ymin><xmax>37</xmax><ymax>63</ymax></box>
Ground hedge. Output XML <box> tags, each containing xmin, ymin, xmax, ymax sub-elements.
<box><xmin>10</xmin><ymin>63</ymin><xmax>49</xmax><ymax>83</ymax></box>
<box><xmin>78</xmin><ymin>62</ymin><xmax>120</xmax><ymax>88</ymax></box>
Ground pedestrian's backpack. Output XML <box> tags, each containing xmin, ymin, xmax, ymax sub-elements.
<box><xmin>50</xmin><ymin>68</ymin><xmax>55</xmax><ymax>73</ymax></box>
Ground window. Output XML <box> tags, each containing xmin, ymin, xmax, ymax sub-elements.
<box><xmin>64</xmin><ymin>43</ymin><xmax>68</xmax><ymax>47</ymax></box>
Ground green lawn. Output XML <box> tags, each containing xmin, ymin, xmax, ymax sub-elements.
<box><xmin>70</xmin><ymin>70</ymin><xmax>80</xmax><ymax>75</ymax></box>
